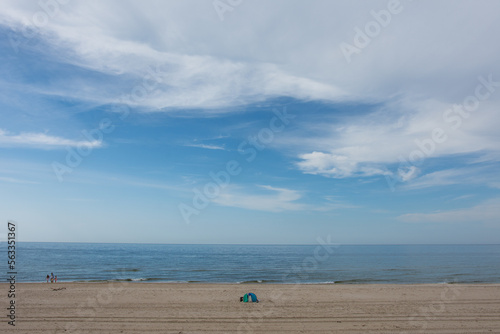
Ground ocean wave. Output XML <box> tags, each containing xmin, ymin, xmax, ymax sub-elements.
<box><xmin>104</xmin><ymin>268</ymin><xmax>141</xmax><ymax>272</ymax></box>
<box><xmin>237</xmin><ymin>280</ymin><xmax>278</xmax><ymax>284</ymax></box>
<box><xmin>333</xmin><ymin>278</ymin><xmax>388</xmax><ymax>284</ymax></box>
<box><xmin>71</xmin><ymin>278</ymin><xmax>198</xmax><ymax>283</ymax></box>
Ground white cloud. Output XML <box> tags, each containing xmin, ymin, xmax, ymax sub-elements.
<box><xmin>402</xmin><ymin>167</ymin><xmax>500</xmax><ymax>190</ymax></box>
<box><xmin>2</xmin><ymin>0</ymin><xmax>500</xmax><ymax>187</ymax></box>
<box><xmin>212</xmin><ymin>184</ymin><xmax>355</xmax><ymax>212</ymax></box>
<box><xmin>0</xmin><ymin>1</ymin><xmax>346</xmax><ymax>110</ymax></box>
<box><xmin>398</xmin><ymin>198</ymin><xmax>500</xmax><ymax>224</ymax></box>
<box><xmin>213</xmin><ymin>185</ymin><xmax>305</xmax><ymax>212</ymax></box>
<box><xmin>293</xmin><ymin>97</ymin><xmax>500</xmax><ymax>181</ymax></box>
<box><xmin>184</xmin><ymin>143</ymin><xmax>226</xmax><ymax>150</ymax></box>
<box><xmin>4</xmin><ymin>1</ymin><xmax>499</xmax><ymax>112</ymax></box>
<box><xmin>402</xmin><ymin>168</ymin><xmax>467</xmax><ymax>190</ymax></box>
<box><xmin>0</xmin><ymin>129</ymin><xmax>102</xmax><ymax>149</ymax></box>
<box><xmin>297</xmin><ymin>151</ymin><xmax>390</xmax><ymax>178</ymax></box>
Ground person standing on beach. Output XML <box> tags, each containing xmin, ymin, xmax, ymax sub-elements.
<box><xmin>55</xmin><ymin>275</ymin><xmax>57</xmax><ymax>283</ymax></box>
<box><xmin>50</xmin><ymin>273</ymin><xmax>54</xmax><ymax>283</ymax></box>
<box><xmin>46</xmin><ymin>274</ymin><xmax>50</xmax><ymax>283</ymax></box>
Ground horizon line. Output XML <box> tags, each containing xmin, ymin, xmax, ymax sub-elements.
<box><xmin>3</xmin><ymin>241</ymin><xmax>499</xmax><ymax>246</ymax></box>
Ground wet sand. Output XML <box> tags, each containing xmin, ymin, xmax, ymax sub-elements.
<box><xmin>3</xmin><ymin>283</ymin><xmax>500</xmax><ymax>333</ymax></box>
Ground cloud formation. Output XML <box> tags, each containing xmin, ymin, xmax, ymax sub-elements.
<box><xmin>184</xmin><ymin>143</ymin><xmax>226</xmax><ymax>151</ymax></box>
<box><xmin>1</xmin><ymin>0</ymin><xmax>346</xmax><ymax>111</ymax></box>
<box><xmin>4</xmin><ymin>1</ymin><xmax>499</xmax><ymax>111</ymax></box>
<box><xmin>1</xmin><ymin>1</ymin><xmax>499</xmax><ymax>187</ymax></box>
<box><xmin>0</xmin><ymin>129</ymin><xmax>102</xmax><ymax>149</ymax></box>
<box><xmin>293</xmin><ymin>95</ymin><xmax>500</xmax><ymax>185</ymax></box>
<box><xmin>213</xmin><ymin>185</ymin><xmax>305</xmax><ymax>212</ymax></box>
<box><xmin>398</xmin><ymin>198</ymin><xmax>500</xmax><ymax>225</ymax></box>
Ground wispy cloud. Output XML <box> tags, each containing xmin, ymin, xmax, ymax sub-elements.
<box><xmin>0</xmin><ymin>2</ymin><xmax>345</xmax><ymax>111</ymax></box>
<box><xmin>297</xmin><ymin>151</ymin><xmax>391</xmax><ymax>178</ymax></box>
<box><xmin>184</xmin><ymin>143</ymin><xmax>226</xmax><ymax>150</ymax></box>
<box><xmin>51</xmin><ymin>169</ymin><xmax>190</xmax><ymax>193</ymax></box>
<box><xmin>2</xmin><ymin>1</ymin><xmax>500</xmax><ymax>115</ymax></box>
<box><xmin>212</xmin><ymin>184</ymin><xmax>356</xmax><ymax>213</ymax></box>
<box><xmin>398</xmin><ymin>198</ymin><xmax>500</xmax><ymax>224</ymax></box>
<box><xmin>402</xmin><ymin>168</ymin><xmax>468</xmax><ymax>190</ymax></box>
<box><xmin>402</xmin><ymin>166</ymin><xmax>500</xmax><ymax>190</ymax></box>
<box><xmin>312</xmin><ymin>196</ymin><xmax>358</xmax><ymax>212</ymax></box>
<box><xmin>0</xmin><ymin>129</ymin><xmax>102</xmax><ymax>149</ymax></box>
<box><xmin>292</xmin><ymin>97</ymin><xmax>500</xmax><ymax>183</ymax></box>
<box><xmin>213</xmin><ymin>185</ymin><xmax>305</xmax><ymax>212</ymax></box>
<box><xmin>450</xmin><ymin>194</ymin><xmax>475</xmax><ymax>202</ymax></box>
<box><xmin>0</xmin><ymin>176</ymin><xmax>39</xmax><ymax>184</ymax></box>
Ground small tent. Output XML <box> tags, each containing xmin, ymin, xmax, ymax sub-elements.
<box><xmin>248</xmin><ymin>293</ymin><xmax>258</xmax><ymax>302</ymax></box>
<box><xmin>240</xmin><ymin>292</ymin><xmax>259</xmax><ymax>303</ymax></box>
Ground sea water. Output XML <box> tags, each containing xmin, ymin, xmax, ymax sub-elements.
<box><xmin>2</xmin><ymin>242</ymin><xmax>499</xmax><ymax>284</ymax></box>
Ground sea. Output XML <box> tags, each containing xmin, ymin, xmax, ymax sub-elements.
<box><xmin>2</xmin><ymin>242</ymin><xmax>500</xmax><ymax>284</ymax></box>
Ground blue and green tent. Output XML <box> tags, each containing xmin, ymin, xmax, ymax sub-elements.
<box><xmin>241</xmin><ymin>292</ymin><xmax>259</xmax><ymax>302</ymax></box>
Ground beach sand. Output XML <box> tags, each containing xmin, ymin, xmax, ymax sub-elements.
<box><xmin>3</xmin><ymin>283</ymin><xmax>500</xmax><ymax>333</ymax></box>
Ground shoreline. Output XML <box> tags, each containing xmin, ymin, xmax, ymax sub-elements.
<box><xmin>11</xmin><ymin>280</ymin><xmax>500</xmax><ymax>284</ymax></box>
<box><xmin>4</xmin><ymin>283</ymin><xmax>499</xmax><ymax>333</ymax></box>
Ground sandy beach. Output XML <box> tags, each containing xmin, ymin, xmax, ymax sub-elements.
<box><xmin>2</xmin><ymin>283</ymin><xmax>499</xmax><ymax>333</ymax></box>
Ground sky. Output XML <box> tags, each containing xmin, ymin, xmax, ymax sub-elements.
<box><xmin>0</xmin><ymin>0</ymin><xmax>499</xmax><ymax>244</ymax></box>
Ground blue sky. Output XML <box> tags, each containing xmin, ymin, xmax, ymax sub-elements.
<box><xmin>0</xmin><ymin>0</ymin><xmax>499</xmax><ymax>244</ymax></box>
